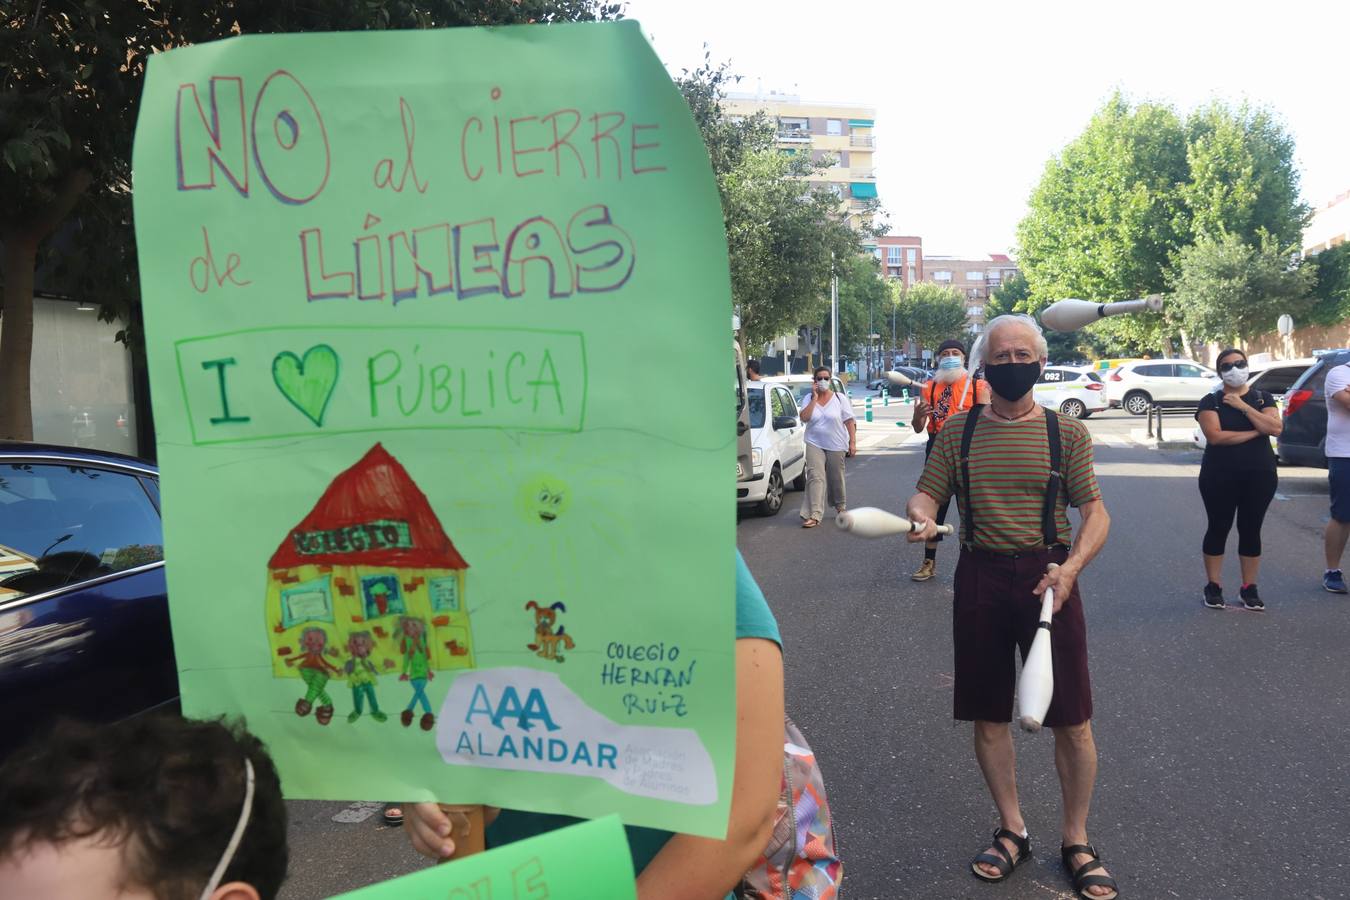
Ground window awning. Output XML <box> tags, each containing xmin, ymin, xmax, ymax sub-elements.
<box><xmin>848</xmin><ymin>119</ymin><xmax>875</xmax><ymax>128</ymax></box>
<box><xmin>850</xmin><ymin>182</ymin><xmax>878</xmax><ymax>199</ymax></box>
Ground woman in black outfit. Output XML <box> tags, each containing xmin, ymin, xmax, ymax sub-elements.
<box><xmin>1194</xmin><ymin>348</ymin><xmax>1283</xmax><ymax>611</ymax></box>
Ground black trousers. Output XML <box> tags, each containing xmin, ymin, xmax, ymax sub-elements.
<box><xmin>1198</xmin><ymin>467</ymin><xmax>1277</xmax><ymax>558</ymax></box>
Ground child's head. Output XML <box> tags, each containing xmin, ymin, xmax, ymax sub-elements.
<box><xmin>0</xmin><ymin>716</ymin><xmax>287</xmax><ymax>900</ymax></box>
<box><xmin>347</xmin><ymin>630</ymin><xmax>374</xmax><ymax>657</ymax></box>
<box><xmin>300</xmin><ymin>627</ymin><xmax>327</xmax><ymax>653</ymax></box>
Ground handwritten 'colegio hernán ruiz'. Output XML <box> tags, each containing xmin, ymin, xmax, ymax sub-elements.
<box><xmin>173</xmin><ymin>72</ymin><xmax>657</xmax><ymax>304</ymax></box>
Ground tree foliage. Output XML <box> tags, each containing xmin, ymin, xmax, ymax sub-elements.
<box><xmin>676</xmin><ymin>58</ymin><xmax>865</xmax><ymax>352</ymax></box>
<box><xmin>1306</xmin><ymin>243</ymin><xmax>1350</xmax><ymax>327</ymax></box>
<box><xmin>1015</xmin><ymin>92</ymin><xmax>1311</xmax><ymax>357</ymax></box>
<box><xmin>1169</xmin><ymin>232</ymin><xmax>1313</xmax><ymax>345</ymax></box>
<box><xmin>825</xmin><ymin>253</ymin><xmax>888</xmax><ymax>362</ymax></box>
<box><xmin>896</xmin><ymin>282</ymin><xmax>967</xmax><ymax>353</ymax></box>
<box><xmin>0</xmin><ymin>0</ymin><xmax>622</xmax><ymax>441</ymax></box>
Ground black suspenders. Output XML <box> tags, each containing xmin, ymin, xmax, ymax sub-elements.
<box><xmin>958</xmin><ymin>406</ymin><xmax>1063</xmax><ymax>549</ymax></box>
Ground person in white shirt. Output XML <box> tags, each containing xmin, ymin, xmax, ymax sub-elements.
<box><xmin>798</xmin><ymin>367</ymin><xmax>856</xmax><ymax>528</ymax></box>
<box><xmin>1322</xmin><ymin>362</ymin><xmax>1350</xmax><ymax>593</ymax></box>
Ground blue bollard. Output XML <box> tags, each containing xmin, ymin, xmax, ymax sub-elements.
<box><xmin>865</xmin><ymin>396</ymin><xmax>873</xmax><ymax>422</ymax></box>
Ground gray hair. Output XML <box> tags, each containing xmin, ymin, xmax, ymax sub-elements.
<box><xmin>983</xmin><ymin>314</ymin><xmax>1048</xmax><ymax>359</ymax></box>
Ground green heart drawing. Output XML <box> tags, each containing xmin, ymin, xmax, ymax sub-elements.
<box><xmin>272</xmin><ymin>345</ymin><xmax>340</xmax><ymax>427</ymax></box>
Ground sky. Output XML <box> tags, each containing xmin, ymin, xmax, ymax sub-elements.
<box><xmin>622</xmin><ymin>0</ymin><xmax>1350</xmax><ymax>258</ymax></box>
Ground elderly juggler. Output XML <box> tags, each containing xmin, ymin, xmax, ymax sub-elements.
<box><xmin>905</xmin><ymin>315</ymin><xmax>1118</xmax><ymax>899</ymax></box>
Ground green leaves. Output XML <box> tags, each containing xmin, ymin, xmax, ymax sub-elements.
<box><xmin>675</xmin><ymin>62</ymin><xmax>868</xmax><ymax>354</ymax></box>
<box><xmin>895</xmin><ymin>283</ymin><xmax>968</xmax><ymax>353</ymax></box>
<box><xmin>1169</xmin><ymin>232</ymin><xmax>1313</xmax><ymax>345</ymax></box>
<box><xmin>1016</xmin><ymin>93</ymin><xmax>1311</xmax><ymax>355</ymax></box>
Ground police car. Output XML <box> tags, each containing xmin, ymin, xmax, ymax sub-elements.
<box><xmin>1033</xmin><ymin>366</ymin><xmax>1109</xmax><ymax>419</ymax></box>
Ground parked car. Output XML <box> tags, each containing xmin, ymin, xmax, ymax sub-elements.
<box><xmin>0</xmin><ymin>443</ymin><xmax>174</xmax><ymax>759</ymax></box>
<box><xmin>763</xmin><ymin>373</ymin><xmax>849</xmax><ymax>412</ymax></box>
<box><xmin>737</xmin><ymin>383</ymin><xmax>807</xmax><ymax>516</ymax></box>
<box><xmin>1033</xmin><ymin>366</ymin><xmax>1109</xmax><ymax>419</ymax></box>
<box><xmin>1277</xmin><ymin>350</ymin><xmax>1350</xmax><ymax>467</ymax></box>
<box><xmin>1191</xmin><ymin>358</ymin><xmax>1316</xmax><ymax>450</ymax></box>
<box><xmin>1102</xmin><ymin>359</ymin><xmax>1220</xmax><ymax>415</ymax></box>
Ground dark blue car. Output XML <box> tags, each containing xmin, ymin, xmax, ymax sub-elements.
<box><xmin>1278</xmin><ymin>350</ymin><xmax>1350</xmax><ymax>468</ymax></box>
<box><xmin>0</xmin><ymin>443</ymin><xmax>176</xmax><ymax>757</ymax></box>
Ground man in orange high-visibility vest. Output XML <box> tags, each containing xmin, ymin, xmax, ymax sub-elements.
<box><xmin>910</xmin><ymin>339</ymin><xmax>990</xmax><ymax>582</ymax></box>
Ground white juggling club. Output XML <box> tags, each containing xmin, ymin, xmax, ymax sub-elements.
<box><xmin>1016</xmin><ymin>563</ymin><xmax>1058</xmax><ymax>732</ymax></box>
<box><xmin>1040</xmin><ymin>295</ymin><xmax>1163</xmax><ymax>333</ymax></box>
<box><xmin>885</xmin><ymin>370</ymin><xmax>914</xmax><ymax>386</ymax></box>
<box><xmin>835</xmin><ymin>507</ymin><xmax>955</xmax><ymax>538</ymax></box>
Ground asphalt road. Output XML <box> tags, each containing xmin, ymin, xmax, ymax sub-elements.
<box><xmin>278</xmin><ymin>403</ymin><xmax>1349</xmax><ymax>899</ymax></box>
<box><xmin>739</xmin><ymin>406</ymin><xmax>1350</xmax><ymax>899</ymax></box>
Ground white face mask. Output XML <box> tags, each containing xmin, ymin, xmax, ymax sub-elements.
<box><xmin>936</xmin><ymin>356</ymin><xmax>967</xmax><ymax>383</ymax></box>
<box><xmin>1221</xmin><ymin>365</ymin><xmax>1249</xmax><ymax>388</ymax></box>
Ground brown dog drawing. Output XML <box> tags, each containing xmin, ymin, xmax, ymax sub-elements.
<box><xmin>525</xmin><ymin>601</ymin><xmax>574</xmax><ymax>662</ymax></box>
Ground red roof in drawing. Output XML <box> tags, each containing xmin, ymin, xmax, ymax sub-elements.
<box><xmin>268</xmin><ymin>443</ymin><xmax>468</xmax><ymax>570</ymax></box>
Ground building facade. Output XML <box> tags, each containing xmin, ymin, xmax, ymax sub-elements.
<box><xmin>722</xmin><ymin>91</ymin><xmax>878</xmax><ymax>221</ymax></box>
<box><xmin>873</xmin><ymin>235</ymin><xmax>923</xmax><ymax>289</ymax></box>
<box><xmin>1</xmin><ymin>295</ymin><xmax>141</xmax><ymax>456</ymax></box>
<box><xmin>1304</xmin><ymin>189</ymin><xmax>1350</xmax><ymax>256</ymax></box>
<box><xmin>920</xmin><ymin>253</ymin><xmax>1020</xmax><ymax>334</ymax></box>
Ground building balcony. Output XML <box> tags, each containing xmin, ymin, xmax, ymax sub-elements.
<box><xmin>776</xmin><ymin>131</ymin><xmax>813</xmax><ymax>144</ymax></box>
<box><xmin>850</xmin><ymin>135</ymin><xmax>875</xmax><ymax>148</ymax></box>
<box><xmin>851</xmin><ymin>168</ymin><xmax>876</xmax><ymax>180</ymax></box>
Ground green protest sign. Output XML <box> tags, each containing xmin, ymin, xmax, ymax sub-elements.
<box><xmin>132</xmin><ymin>22</ymin><xmax>736</xmax><ymax>836</ymax></box>
<box><xmin>328</xmin><ymin>816</ymin><xmax>634</xmax><ymax>899</ymax></box>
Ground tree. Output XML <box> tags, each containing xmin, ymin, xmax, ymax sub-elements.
<box><xmin>1169</xmin><ymin>232</ymin><xmax>1314</xmax><ymax>346</ymax></box>
<box><xmin>0</xmin><ymin>0</ymin><xmax>622</xmax><ymax>441</ymax></box>
<box><xmin>676</xmin><ymin>60</ymin><xmax>864</xmax><ymax>352</ymax></box>
<box><xmin>897</xmin><ymin>283</ymin><xmax>968</xmax><ymax>355</ymax></box>
<box><xmin>1307</xmin><ymin>243</ymin><xmax>1350</xmax><ymax>327</ymax></box>
<box><xmin>1016</xmin><ymin>94</ymin><xmax>1190</xmax><ymax>352</ymax></box>
<box><xmin>1015</xmin><ymin>93</ymin><xmax>1310</xmax><ymax>356</ymax></box>
<box><xmin>824</xmin><ymin>253</ymin><xmax>888</xmax><ymax>366</ymax></box>
<box><xmin>1182</xmin><ymin>102</ymin><xmax>1310</xmax><ymax>248</ymax></box>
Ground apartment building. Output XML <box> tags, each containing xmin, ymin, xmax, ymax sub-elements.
<box><xmin>1304</xmin><ymin>189</ymin><xmax>1350</xmax><ymax>256</ymax></box>
<box><xmin>873</xmin><ymin>235</ymin><xmax>923</xmax><ymax>289</ymax></box>
<box><xmin>722</xmin><ymin>91</ymin><xmax>878</xmax><ymax>220</ymax></box>
<box><xmin>921</xmin><ymin>253</ymin><xmax>1020</xmax><ymax>334</ymax></box>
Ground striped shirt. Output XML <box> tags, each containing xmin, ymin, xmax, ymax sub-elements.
<box><xmin>917</xmin><ymin>410</ymin><xmax>1101</xmax><ymax>551</ymax></box>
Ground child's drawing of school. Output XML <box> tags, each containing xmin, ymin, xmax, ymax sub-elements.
<box><xmin>265</xmin><ymin>443</ymin><xmax>475</xmax><ymax>696</ymax></box>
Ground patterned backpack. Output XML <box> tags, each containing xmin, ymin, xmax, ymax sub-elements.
<box><xmin>736</xmin><ymin>717</ymin><xmax>843</xmax><ymax>899</ymax></box>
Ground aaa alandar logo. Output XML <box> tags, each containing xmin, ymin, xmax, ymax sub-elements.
<box><xmin>437</xmin><ymin>668</ymin><xmax>717</xmax><ymax>804</ymax></box>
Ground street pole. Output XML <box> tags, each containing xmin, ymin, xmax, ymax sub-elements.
<box><xmin>830</xmin><ymin>253</ymin><xmax>839</xmax><ymax>377</ymax></box>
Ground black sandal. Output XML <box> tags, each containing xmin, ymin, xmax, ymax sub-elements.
<box><xmin>970</xmin><ymin>827</ymin><xmax>1031</xmax><ymax>883</ymax></box>
<box><xmin>1061</xmin><ymin>843</ymin><xmax>1119</xmax><ymax>899</ymax></box>
<box><xmin>382</xmin><ymin>803</ymin><xmax>404</xmax><ymax>827</ymax></box>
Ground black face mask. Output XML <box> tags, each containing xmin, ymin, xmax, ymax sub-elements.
<box><xmin>984</xmin><ymin>361</ymin><xmax>1041</xmax><ymax>401</ymax></box>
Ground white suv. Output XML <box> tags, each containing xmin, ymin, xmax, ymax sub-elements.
<box><xmin>737</xmin><ymin>382</ymin><xmax>807</xmax><ymax>516</ymax></box>
<box><xmin>1103</xmin><ymin>359</ymin><xmax>1219</xmax><ymax>415</ymax></box>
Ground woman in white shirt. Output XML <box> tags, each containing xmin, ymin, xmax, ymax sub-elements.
<box><xmin>798</xmin><ymin>367</ymin><xmax>857</xmax><ymax>528</ymax></box>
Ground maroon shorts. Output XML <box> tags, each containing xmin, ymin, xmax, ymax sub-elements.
<box><xmin>952</xmin><ymin>545</ymin><xmax>1093</xmax><ymax>727</ymax></box>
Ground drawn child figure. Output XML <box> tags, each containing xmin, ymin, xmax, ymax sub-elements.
<box><xmin>344</xmin><ymin>631</ymin><xmax>387</xmax><ymax>724</ymax></box>
<box><xmin>286</xmin><ymin>627</ymin><xmax>340</xmax><ymax>726</ymax></box>
<box><xmin>397</xmin><ymin>616</ymin><xmax>435</xmax><ymax>731</ymax></box>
